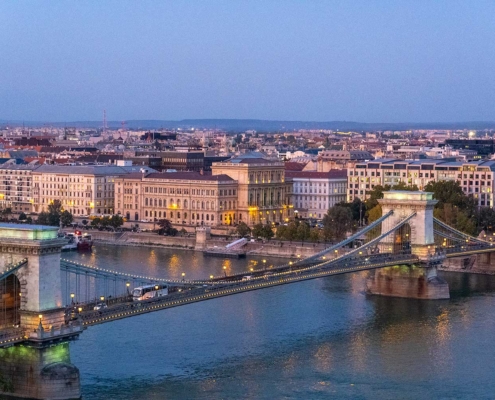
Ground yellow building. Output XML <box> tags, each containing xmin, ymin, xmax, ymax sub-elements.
<box><xmin>211</xmin><ymin>153</ymin><xmax>292</xmax><ymax>225</ymax></box>
<box><xmin>114</xmin><ymin>171</ymin><xmax>238</xmax><ymax>225</ymax></box>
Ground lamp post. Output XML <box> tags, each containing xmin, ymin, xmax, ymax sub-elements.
<box><xmin>126</xmin><ymin>282</ymin><xmax>130</xmax><ymax>296</ymax></box>
<box><xmin>223</xmin><ymin>266</ymin><xmax>227</xmax><ymax>277</ymax></box>
<box><xmin>181</xmin><ymin>272</ymin><xmax>185</xmax><ymax>282</ymax></box>
<box><xmin>70</xmin><ymin>293</ymin><xmax>75</xmax><ymax>305</ymax></box>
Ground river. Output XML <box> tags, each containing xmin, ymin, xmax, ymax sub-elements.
<box><xmin>64</xmin><ymin>245</ymin><xmax>495</xmax><ymax>399</ymax></box>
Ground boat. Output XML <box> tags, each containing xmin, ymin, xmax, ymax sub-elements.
<box><xmin>62</xmin><ymin>231</ymin><xmax>93</xmax><ymax>252</ymax></box>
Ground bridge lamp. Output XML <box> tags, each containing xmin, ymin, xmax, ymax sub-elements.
<box><xmin>78</xmin><ymin>307</ymin><xmax>82</xmax><ymax>313</ymax></box>
<box><xmin>70</xmin><ymin>293</ymin><xmax>75</xmax><ymax>301</ymax></box>
<box><xmin>262</xmin><ymin>259</ymin><xmax>266</xmax><ymax>264</ymax></box>
<box><xmin>210</xmin><ymin>275</ymin><xmax>214</xmax><ymax>280</ymax></box>
<box><xmin>250</xmin><ymin>267</ymin><xmax>254</xmax><ymax>272</ymax></box>
<box><xmin>100</xmin><ymin>296</ymin><xmax>105</xmax><ymax>302</ymax></box>
<box><xmin>289</xmin><ymin>261</ymin><xmax>293</xmax><ymax>265</ymax></box>
<box><xmin>155</xmin><ymin>285</ymin><xmax>159</xmax><ymax>290</ymax></box>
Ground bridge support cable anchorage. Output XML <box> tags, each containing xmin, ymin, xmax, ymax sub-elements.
<box><xmin>434</xmin><ymin>218</ymin><xmax>492</xmax><ymax>245</ymax></box>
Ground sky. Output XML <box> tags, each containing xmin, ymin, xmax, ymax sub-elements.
<box><xmin>1</xmin><ymin>1</ymin><xmax>494</xmax><ymax>123</ymax></box>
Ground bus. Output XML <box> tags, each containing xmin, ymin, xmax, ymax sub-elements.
<box><xmin>132</xmin><ymin>284</ymin><xmax>168</xmax><ymax>301</ymax></box>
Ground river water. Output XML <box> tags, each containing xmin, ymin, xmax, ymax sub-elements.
<box><xmin>64</xmin><ymin>245</ymin><xmax>495</xmax><ymax>399</ymax></box>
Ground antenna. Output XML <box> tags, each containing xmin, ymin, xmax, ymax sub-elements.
<box><xmin>103</xmin><ymin>109</ymin><xmax>108</xmax><ymax>134</ymax></box>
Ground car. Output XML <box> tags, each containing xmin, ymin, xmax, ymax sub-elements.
<box><xmin>242</xmin><ymin>275</ymin><xmax>253</xmax><ymax>281</ymax></box>
<box><xmin>93</xmin><ymin>303</ymin><xmax>108</xmax><ymax>311</ymax></box>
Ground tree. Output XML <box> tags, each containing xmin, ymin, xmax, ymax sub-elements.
<box><xmin>18</xmin><ymin>212</ymin><xmax>27</xmax><ymax>221</ymax></box>
<box><xmin>296</xmin><ymin>222</ymin><xmax>311</xmax><ymax>241</ymax></box>
<box><xmin>60</xmin><ymin>210</ymin><xmax>73</xmax><ymax>227</ymax></box>
<box><xmin>367</xmin><ymin>204</ymin><xmax>382</xmax><ymax>224</ymax></box>
<box><xmin>109</xmin><ymin>215</ymin><xmax>124</xmax><ymax>229</ymax></box>
<box><xmin>37</xmin><ymin>212</ymin><xmax>50</xmax><ymax>225</ymax></box>
<box><xmin>81</xmin><ymin>219</ymin><xmax>88</xmax><ymax>227</ymax></box>
<box><xmin>322</xmin><ymin>205</ymin><xmax>353</xmax><ymax>242</ymax></box>
<box><xmin>261</xmin><ymin>224</ymin><xmax>274</xmax><ymax>240</ymax></box>
<box><xmin>236</xmin><ymin>222</ymin><xmax>251</xmax><ymax>237</ymax></box>
<box><xmin>158</xmin><ymin>219</ymin><xmax>176</xmax><ymax>235</ymax></box>
<box><xmin>47</xmin><ymin>200</ymin><xmax>62</xmax><ymax>215</ymax></box>
<box><xmin>309</xmin><ymin>228</ymin><xmax>321</xmax><ymax>242</ymax></box>
<box><xmin>90</xmin><ymin>217</ymin><xmax>101</xmax><ymax>228</ymax></box>
<box><xmin>180</xmin><ymin>228</ymin><xmax>188</xmax><ymax>236</ymax></box>
<box><xmin>1</xmin><ymin>208</ymin><xmax>12</xmax><ymax>221</ymax></box>
<box><xmin>251</xmin><ymin>223</ymin><xmax>264</xmax><ymax>238</ymax></box>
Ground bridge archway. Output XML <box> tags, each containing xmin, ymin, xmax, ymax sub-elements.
<box><xmin>0</xmin><ymin>274</ymin><xmax>21</xmax><ymax>328</ymax></box>
<box><xmin>394</xmin><ymin>223</ymin><xmax>412</xmax><ymax>254</ymax></box>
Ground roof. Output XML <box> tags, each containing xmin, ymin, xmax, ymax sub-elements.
<box><xmin>33</xmin><ymin>165</ymin><xmax>131</xmax><ymax>175</ymax></box>
<box><xmin>285</xmin><ymin>170</ymin><xmax>347</xmax><ymax>179</ymax></box>
<box><xmin>284</xmin><ymin>162</ymin><xmax>307</xmax><ymax>171</ymax></box>
<box><xmin>144</xmin><ymin>172</ymin><xmax>236</xmax><ymax>182</ymax></box>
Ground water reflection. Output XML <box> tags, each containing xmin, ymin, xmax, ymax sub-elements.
<box><xmin>64</xmin><ymin>247</ymin><xmax>495</xmax><ymax>400</ymax></box>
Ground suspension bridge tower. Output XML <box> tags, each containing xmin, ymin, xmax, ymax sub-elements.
<box><xmin>367</xmin><ymin>191</ymin><xmax>450</xmax><ymax>299</ymax></box>
<box><xmin>0</xmin><ymin>223</ymin><xmax>81</xmax><ymax>400</ymax></box>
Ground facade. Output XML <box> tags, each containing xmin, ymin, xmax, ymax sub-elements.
<box><xmin>286</xmin><ymin>170</ymin><xmax>347</xmax><ymax>219</ymax></box>
<box><xmin>31</xmin><ymin>165</ymin><xmax>148</xmax><ymax>216</ymax></box>
<box><xmin>211</xmin><ymin>154</ymin><xmax>292</xmax><ymax>225</ymax></box>
<box><xmin>114</xmin><ymin>172</ymin><xmax>238</xmax><ymax>225</ymax></box>
<box><xmin>348</xmin><ymin>159</ymin><xmax>495</xmax><ymax>208</ymax></box>
<box><xmin>134</xmin><ymin>150</ymin><xmax>205</xmax><ymax>171</ymax></box>
<box><xmin>0</xmin><ymin>163</ymin><xmax>39</xmax><ymax>214</ymax></box>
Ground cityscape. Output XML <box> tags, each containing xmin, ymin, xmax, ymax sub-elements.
<box><xmin>1</xmin><ymin>2</ymin><xmax>495</xmax><ymax>400</ymax></box>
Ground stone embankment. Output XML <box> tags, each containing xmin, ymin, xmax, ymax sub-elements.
<box><xmin>83</xmin><ymin>230</ymin><xmax>328</xmax><ymax>258</ymax></box>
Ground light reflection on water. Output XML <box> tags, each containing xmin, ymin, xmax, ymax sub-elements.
<box><xmin>65</xmin><ymin>246</ymin><xmax>495</xmax><ymax>399</ymax></box>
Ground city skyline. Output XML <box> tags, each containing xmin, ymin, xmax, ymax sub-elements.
<box><xmin>2</xmin><ymin>1</ymin><xmax>495</xmax><ymax>123</ymax></box>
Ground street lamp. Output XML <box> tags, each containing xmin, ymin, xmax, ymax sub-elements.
<box><xmin>223</xmin><ymin>266</ymin><xmax>227</xmax><ymax>277</ymax></box>
<box><xmin>181</xmin><ymin>272</ymin><xmax>185</xmax><ymax>281</ymax></box>
<box><xmin>126</xmin><ymin>282</ymin><xmax>130</xmax><ymax>295</ymax></box>
<box><xmin>210</xmin><ymin>275</ymin><xmax>214</xmax><ymax>280</ymax></box>
<box><xmin>70</xmin><ymin>293</ymin><xmax>75</xmax><ymax>305</ymax></box>
<box><xmin>100</xmin><ymin>296</ymin><xmax>105</xmax><ymax>303</ymax></box>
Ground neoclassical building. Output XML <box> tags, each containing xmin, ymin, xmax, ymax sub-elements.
<box><xmin>211</xmin><ymin>153</ymin><xmax>292</xmax><ymax>225</ymax></box>
<box><xmin>114</xmin><ymin>172</ymin><xmax>238</xmax><ymax>226</ymax></box>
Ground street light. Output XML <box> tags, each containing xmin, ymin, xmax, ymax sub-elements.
<box><xmin>70</xmin><ymin>293</ymin><xmax>75</xmax><ymax>304</ymax></box>
<box><xmin>181</xmin><ymin>272</ymin><xmax>185</xmax><ymax>281</ymax></box>
<box><xmin>210</xmin><ymin>275</ymin><xmax>214</xmax><ymax>280</ymax></box>
<box><xmin>100</xmin><ymin>296</ymin><xmax>105</xmax><ymax>302</ymax></box>
<box><xmin>223</xmin><ymin>266</ymin><xmax>227</xmax><ymax>277</ymax></box>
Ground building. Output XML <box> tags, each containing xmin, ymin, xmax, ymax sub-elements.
<box><xmin>0</xmin><ymin>163</ymin><xmax>39</xmax><ymax>214</ymax></box>
<box><xmin>445</xmin><ymin>139</ymin><xmax>495</xmax><ymax>158</ymax></box>
<box><xmin>134</xmin><ymin>150</ymin><xmax>205</xmax><ymax>171</ymax></box>
<box><xmin>31</xmin><ymin>165</ymin><xmax>154</xmax><ymax>216</ymax></box>
<box><xmin>348</xmin><ymin>159</ymin><xmax>495</xmax><ymax>208</ymax></box>
<box><xmin>211</xmin><ymin>153</ymin><xmax>292</xmax><ymax>225</ymax></box>
<box><xmin>286</xmin><ymin>170</ymin><xmax>347</xmax><ymax>219</ymax></box>
<box><xmin>114</xmin><ymin>172</ymin><xmax>238</xmax><ymax>225</ymax></box>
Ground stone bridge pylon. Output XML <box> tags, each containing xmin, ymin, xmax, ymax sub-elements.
<box><xmin>367</xmin><ymin>191</ymin><xmax>450</xmax><ymax>300</ymax></box>
<box><xmin>0</xmin><ymin>224</ymin><xmax>81</xmax><ymax>400</ymax></box>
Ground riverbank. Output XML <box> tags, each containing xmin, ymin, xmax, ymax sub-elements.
<box><xmin>86</xmin><ymin>230</ymin><xmax>328</xmax><ymax>259</ymax></box>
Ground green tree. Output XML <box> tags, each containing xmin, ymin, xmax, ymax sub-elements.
<box><xmin>60</xmin><ymin>210</ymin><xmax>73</xmax><ymax>227</ymax></box>
<box><xmin>261</xmin><ymin>224</ymin><xmax>274</xmax><ymax>240</ymax></box>
<box><xmin>81</xmin><ymin>219</ymin><xmax>88</xmax><ymax>227</ymax></box>
<box><xmin>236</xmin><ymin>222</ymin><xmax>251</xmax><ymax>237</ymax></box>
<box><xmin>18</xmin><ymin>212</ymin><xmax>27</xmax><ymax>221</ymax></box>
<box><xmin>322</xmin><ymin>205</ymin><xmax>353</xmax><ymax>241</ymax></box>
<box><xmin>37</xmin><ymin>212</ymin><xmax>50</xmax><ymax>225</ymax></box>
<box><xmin>296</xmin><ymin>222</ymin><xmax>311</xmax><ymax>241</ymax></box>
<box><xmin>309</xmin><ymin>228</ymin><xmax>321</xmax><ymax>242</ymax></box>
<box><xmin>90</xmin><ymin>217</ymin><xmax>101</xmax><ymax>228</ymax></box>
<box><xmin>251</xmin><ymin>223</ymin><xmax>264</xmax><ymax>238</ymax></box>
<box><xmin>109</xmin><ymin>215</ymin><xmax>124</xmax><ymax>229</ymax></box>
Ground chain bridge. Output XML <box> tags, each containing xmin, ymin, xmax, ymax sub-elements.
<box><xmin>1</xmin><ymin>191</ymin><xmax>494</xmax><ymax>399</ymax></box>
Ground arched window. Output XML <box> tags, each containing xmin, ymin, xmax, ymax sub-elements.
<box><xmin>159</xmin><ymin>199</ymin><xmax>162</xmax><ymax>207</ymax></box>
<box><xmin>206</xmin><ymin>214</ymin><xmax>209</xmax><ymax>221</ymax></box>
<box><xmin>228</xmin><ymin>201</ymin><xmax>232</xmax><ymax>209</ymax></box>
<box><xmin>202</xmin><ymin>201</ymin><xmax>205</xmax><ymax>210</ymax></box>
<box><xmin>211</xmin><ymin>214</ymin><xmax>214</xmax><ymax>221</ymax></box>
<box><xmin>184</xmin><ymin>212</ymin><xmax>187</xmax><ymax>219</ymax></box>
<box><xmin>184</xmin><ymin>200</ymin><xmax>188</xmax><ymax>208</ymax></box>
<box><xmin>154</xmin><ymin>198</ymin><xmax>157</xmax><ymax>207</ymax></box>
<box><xmin>177</xmin><ymin>199</ymin><xmax>181</xmax><ymax>207</ymax></box>
<box><xmin>145</xmin><ymin>198</ymin><xmax>148</xmax><ymax>206</ymax></box>
<box><xmin>163</xmin><ymin>199</ymin><xmax>167</xmax><ymax>207</ymax></box>
<box><xmin>145</xmin><ymin>210</ymin><xmax>148</xmax><ymax>217</ymax></box>
<box><xmin>206</xmin><ymin>202</ymin><xmax>209</xmax><ymax>210</ymax></box>
<box><xmin>192</xmin><ymin>200</ymin><xmax>196</xmax><ymax>209</ymax></box>
<box><xmin>210</xmin><ymin>201</ymin><xmax>214</xmax><ymax>210</ymax></box>
<box><xmin>159</xmin><ymin>211</ymin><xmax>162</xmax><ymax>218</ymax></box>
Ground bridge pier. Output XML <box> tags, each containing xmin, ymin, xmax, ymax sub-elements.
<box><xmin>367</xmin><ymin>192</ymin><xmax>450</xmax><ymax>300</ymax></box>
<box><xmin>366</xmin><ymin>264</ymin><xmax>450</xmax><ymax>300</ymax></box>
<box><xmin>0</xmin><ymin>224</ymin><xmax>82</xmax><ymax>399</ymax></box>
<box><xmin>0</xmin><ymin>341</ymin><xmax>80</xmax><ymax>400</ymax></box>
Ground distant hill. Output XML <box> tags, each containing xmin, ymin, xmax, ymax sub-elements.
<box><xmin>1</xmin><ymin>118</ymin><xmax>495</xmax><ymax>131</ymax></box>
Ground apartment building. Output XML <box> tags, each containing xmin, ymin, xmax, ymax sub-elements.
<box><xmin>348</xmin><ymin>159</ymin><xmax>495</xmax><ymax>207</ymax></box>
<box><xmin>31</xmin><ymin>165</ymin><xmax>146</xmax><ymax>216</ymax></box>
<box><xmin>0</xmin><ymin>163</ymin><xmax>39</xmax><ymax>213</ymax></box>
<box><xmin>211</xmin><ymin>153</ymin><xmax>292</xmax><ymax>225</ymax></box>
<box><xmin>114</xmin><ymin>172</ymin><xmax>238</xmax><ymax>226</ymax></box>
<box><xmin>286</xmin><ymin>170</ymin><xmax>347</xmax><ymax>219</ymax></box>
